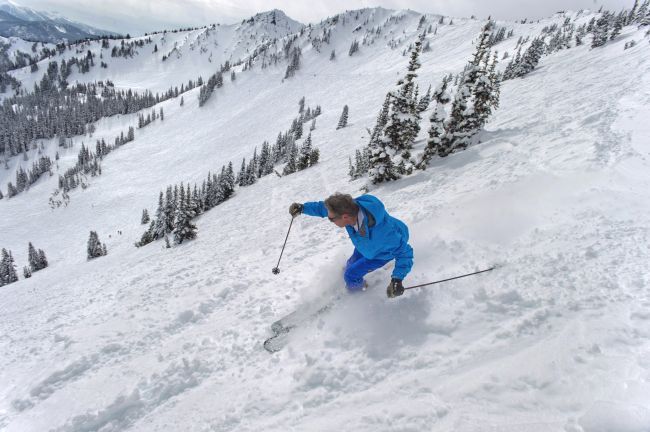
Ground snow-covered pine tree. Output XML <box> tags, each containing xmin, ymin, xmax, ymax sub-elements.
<box><xmin>440</xmin><ymin>21</ymin><xmax>494</xmax><ymax>155</ymax></box>
<box><xmin>487</xmin><ymin>51</ymin><xmax>501</xmax><ymax>112</ymax></box>
<box><xmin>258</xmin><ymin>142</ymin><xmax>270</xmax><ymax>177</ymax></box>
<box><xmin>153</xmin><ymin>191</ymin><xmax>167</xmax><ymax>239</ymax></box>
<box><xmin>191</xmin><ymin>184</ymin><xmax>202</xmax><ymax>216</ymax></box>
<box><xmin>23</xmin><ymin>266</ymin><xmax>31</xmax><ymax>279</ymax></box>
<box><xmin>136</xmin><ymin>221</ymin><xmax>155</xmax><ymax>247</ymax></box>
<box><xmin>591</xmin><ymin>13</ymin><xmax>611</xmax><ymax>48</ymax></box>
<box><xmin>337</xmin><ymin>105</ymin><xmax>349</xmax><ymax>129</ymax></box>
<box><xmin>369</xmin><ymin>93</ymin><xmax>391</xmax><ymax>147</ymax></box>
<box><xmin>28</xmin><ymin>242</ymin><xmax>47</xmax><ymax>272</ymax></box>
<box><xmin>164</xmin><ymin>186</ymin><xmax>175</xmax><ymax>233</ymax></box>
<box><xmin>141</xmin><ymin>209</ymin><xmax>150</xmax><ymax>224</ymax></box>
<box><xmin>348</xmin><ymin>40</ymin><xmax>360</xmax><ymax>56</ymax></box>
<box><xmin>417</xmin><ymin>85</ymin><xmax>432</xmax><ymax>113</ymax></box>
<box><xmin>174</xmin><ymin>184</ymin><xmax>197</xmax><ymax>244</ymax></box>
<box><xmin>38</xmin><ymin>249</ymin><xmax>47</xmax><ymax>269</ymax></box>
<box><xmin>628</xmin><ymin>0</ymin><xmax>640</xmax><ymax>24</ymax></box>
<box><xmin>206</xmin><ymin>172</ymin><xmax>223</xmax><ymax>207</ymax></box>
<box><xmin>637</xmin><ymin>0</ymin><xmax>650</xmax><ymax>24</ymax></box>
<box><xmin>294</xmin><ymin>119</ymin><xmax>303</xmax><ymax>140</ymax></box>
<box><xmin>297</xmin><ymin>134</ymin><xmax>313</xmax><ymax>170</ymax></box>
<box><xmin>222</xmin><ymin>162</ymin><xmax>236</xmax><ymax>199</ymax></box>
<box><xmin>0</xmin><ymin>248</ymin><xmax>18</xmax><ymax>286</ymax></box>
<box><xmin>469</xmin><ymin>48</ymin><xmax>498</xmax><ymax>133</ymax></box>
<box><xmin>245</xmin><ymin>158</ymin><xmax>257</xmax><ymax>186</ymax></box>
<box><xmin>610</xmin><ymin>12</ymin><xmax>624</xmax><ymax>40</ymax></box>
<box><xmin>284</xmin><ymin>47</ymin><xmax>302</xmax><ymax>79</ymax></box>
<box><xmin>87</xmin><ymin>231</ymin><xmax>106</xmax><ymax>260</ymax></box>
<box><xmin>309</xmin><ymin>147</ymin><xmax>320</xmax><ymax>166</ymax></box>
<box><xmin>378</xmin><ymin>39</ymin><xmax>423</xmax><ymax>176</ymax></box>
<box><xmin>417</xmin><ymin>76</ymin><xmax>452</xmax><ymax>167</ymax></box>
<box><xmin>237</xmin><ymin>158</ymin><xmax>247</xmax><ymax>187</ymax></box>
<box><xmin>283</xmin><ymin>142</ymin><xmax>298</xmax><ymax>175</ymax></box>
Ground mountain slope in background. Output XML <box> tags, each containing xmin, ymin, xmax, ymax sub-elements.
<box><xmin>1</xmin><ymin>6</ymin><xmax>650</xmax><ymax>432</ymax></box>
<box><xmin>0</xmin><ymin>0</ymin><xmax>118</xmax><ymax>42</ymax></box>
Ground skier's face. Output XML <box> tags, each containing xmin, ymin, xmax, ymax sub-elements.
<box><xmin>328</xmin><ymin>212</ymin><xmax>354</xmax><ymax>228</ymax></box>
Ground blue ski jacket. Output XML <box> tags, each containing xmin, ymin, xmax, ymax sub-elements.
<box><xmin>302</xmin><ymin>194</ymin><xmax>414</xmax><ymax>280</ymax></box>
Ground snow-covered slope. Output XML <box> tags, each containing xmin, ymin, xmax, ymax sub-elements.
<box><xmin>1</xmin><ymin>7</ymin><xmax>650</xmax><ymax>432</ymax></box>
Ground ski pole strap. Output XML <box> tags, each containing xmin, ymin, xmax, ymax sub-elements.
<box><xmin>404</xmin><ymin>266</ymin><xmax>496</xmax><ymax>291</ymax></box>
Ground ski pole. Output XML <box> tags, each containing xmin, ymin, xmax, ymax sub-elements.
<box><xmin>272</xmin><ymin>216</ymin><xmax>295</xmax><ymax>275</ymax></box>
<box><xmin>404</xmin><ymin>266</ymin><xmax>498</xmax><ymax>291</ymax></box>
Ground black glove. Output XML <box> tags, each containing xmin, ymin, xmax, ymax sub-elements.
<box><xmin>387</xmin><ymin>278</ymin><xmax>404</xmax><ymax>298</ymax></box>
<box><xmin>289</xmin><ymin>203</ymin><xmax>303</xmax><ymax>217</ymax></box>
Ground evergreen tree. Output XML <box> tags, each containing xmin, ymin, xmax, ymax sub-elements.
<box><xmin>417</xmin><ymin>85</ymin><xmax>432</xmax><ymax>113</ymax></box>
<box><xmin>38</xmin><ymin>249</ymin><xmax>48</xmax><ymax>269</ymax></box>
<box><xmin>592</xmin><ymin>13</ymin><xmax>610</xmax><ymax>48</ymax></box>
<box><xmin>222</xmin><ymin>162</ymin><xmax>236</xmax><ymax>199</ymax></box>
<box><xmin>628</xmin><ymin>0</ymin><xmax>640</xmax><ymax>24</ymax></box>
<box><xmin>441</xmin><ymin>21</ymin><xmax>495</xmax><ymax>155</ymax></box>
<box><xmin>136</xmin><ymin>221</ymin><xmax>155</xmax><ymax>247</ymax></box>
<box><xmin>369</xmin><ymin>93</ymin><xmax>391</xmax><ymax>147</ymax></box>
<box><xmin>348</xmin><ymin>40</ymin><xmax>360</xmax><ymax>56</ymax></box>
<box><xmin>379</xmin><ymin>39</ymin><xmax>423</xmax><ymax>175</ymax></box>
<box><xmin>283</xmin><ymin>143</ymin><xmax>298</xmax><ymax>175</ymax></box>
<box><xmin>237</xmin><ymin>158</ymin><xmax>247</xmax><ymax>186</ymax></box>
<box><xmin>180</xmin><ymin>96</ymin><xmax>184</xmax><ymax>106</ymax></box>
<box><xmin>164</xmin><ymin>186</ymin><xmax>175</xmax><ymax>233</ymax></box>
<box><xmin>141</xmin><ymin>209</ymin><xmax>150</xmax><ymax>224</ymax></box>
<box><xmin>23</xmin><ymin>266</ymin><xmax>31</xmax><ymax>279</ymax></box>
<box><xmin>153</xmin><ymin>191</ymin><xmax>167</xmax><ymax>239</ymax></box>
<box><xmin>418</xmin><ymin>76</ymin><xmax>452</xmax><ymax>167</ymax></box>
<box><xmin>87</xmin><ymin>231</ymin><xmax>106</xmax><ymax>260</ymax></box>
<box><xmin>309</xmin><ymin>148</ymin><xmax>320</xmax><ymax>166</ymax></box>
<box><xmin>28</xmin><ymin>242</ymin><xmax>47</xmax><ymax>272</ymax></box>
<box><xmin>0</xmin><ymin>248</ymin><xmax>18</xmax><ymax>286</ymax></box>
<box><xmin>337</xmin><ymin>105</ymin><xmax>349</xmax><ymax>129</ymax></box>
<box><xmin>294</xmin><ymin>120</ymin><xmax>303</xmax><ymax>140</ymax></box>
<box><xmin>610</xmin><ymin>13</ymin><xmax>624</xmax><ymax>40</ymax></box>
<box><xmin>297</xmin><ymin>134</ymin><xmax>313</xmax><ymax>169</ymax></box>
<box><xmin>174</xmin><ymin>186</ymin><xmax>197</xmax><ymax>244</ymax></box>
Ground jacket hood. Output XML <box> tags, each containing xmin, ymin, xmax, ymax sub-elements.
<box><xmin>355</xmin><ymin>194</ymin><xmax>386</xmax><ymax>225</ymax></box>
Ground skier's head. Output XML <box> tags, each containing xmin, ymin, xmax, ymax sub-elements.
<box><xmin>325</xmin><ymin>193</ymin><xmax>358</xmax><ymax>228</ymax></box>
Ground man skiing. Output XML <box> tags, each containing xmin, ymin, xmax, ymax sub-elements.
<box><xmin>289</xmin><ymin>193</ymin><xmax>413</xmax><ymax>298</ymax></box>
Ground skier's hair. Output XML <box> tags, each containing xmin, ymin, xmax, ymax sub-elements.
<box><xmin>324</xmin><ymin>193</ymin><xmax>358</xmax><ymax>216</ymax></box>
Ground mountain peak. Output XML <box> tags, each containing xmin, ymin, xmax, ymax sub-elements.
<box><xmin>242</xmin><ymin>9</ymin><xmax>303</xmax><ymax>31</ymax></box>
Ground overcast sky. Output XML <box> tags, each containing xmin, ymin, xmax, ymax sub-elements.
<box><xmin>21</xmin><ymin>0</ymin><xmax>632</xmax><ymax>35</ymax></box>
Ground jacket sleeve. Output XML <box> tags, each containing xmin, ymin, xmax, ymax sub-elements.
<box><xmin>392</xmin><ymin>243</ymin><xmax>414</xmax><ymax>280</ymax></box>
<box><xmin>302</xmin><ymin>200</ymin><xmax>328</xmax><ymax>218</ymax></box>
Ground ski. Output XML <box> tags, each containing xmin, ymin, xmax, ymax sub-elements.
<box><xmin>264</xmin><ymin>299</ymin><xmax>336</xmax><ymax>353</ymax></box>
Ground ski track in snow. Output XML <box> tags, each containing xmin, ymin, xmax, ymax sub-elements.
<box><xmin>1</xmin><ymin>9</ymin><xmax>650</xmax><ymax>432</ymax></box>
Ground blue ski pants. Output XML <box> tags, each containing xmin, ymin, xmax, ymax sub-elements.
<box><xmin>344</xmin><ymin>249</ymin><xmax>391</xmax><ymax>291</ymax></box>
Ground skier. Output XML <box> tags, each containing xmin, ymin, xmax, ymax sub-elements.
<box><xmin>289</xmin><ymin>193</ymin><xmax>413</xmax><ymax>298</ymax></box>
